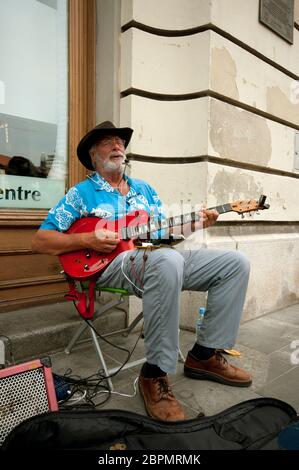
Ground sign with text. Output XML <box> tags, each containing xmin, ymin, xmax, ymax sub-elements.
<box><xmin>0</xmin><ymin>175</ymin><xmax>65</xmax><ymax>209</ymax></box>
<box><xmin>259</xmin><ymin>0</ymin><xmax>294</xmax><ymax>44</ymax></box>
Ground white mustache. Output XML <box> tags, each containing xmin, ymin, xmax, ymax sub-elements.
<box><xmin>108</xmin><ymin>151</ymin><xmax>126</xmax><ymax>159</ymax></box>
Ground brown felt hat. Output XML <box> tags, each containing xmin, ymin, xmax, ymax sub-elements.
<box><xmin>76</xmin><ymin>121</ymin><xmax>133</xmax><ymax>170</ymax></box>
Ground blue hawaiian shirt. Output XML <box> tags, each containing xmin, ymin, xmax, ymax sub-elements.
<box><xmin>40</xmin><ymin>172</ymin><xmax>166</xmax><ymax>237</ymax></box>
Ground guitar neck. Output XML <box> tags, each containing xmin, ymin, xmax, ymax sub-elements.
<box><xmin>124</xmin><ymin>203</ymin><xmax>233</xmax><ymax>239</ymax></box>
<box><xmin>165</xmin><ymin>203</ymin><xmax>233</xmax><ymax>228</ymax></box>
<box><xmin>208</xmin><ymin>203</ymin><xmax>233</xmax><ymax>215</ymax></box>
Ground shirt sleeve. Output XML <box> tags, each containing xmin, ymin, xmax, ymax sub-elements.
<box><xmin>40</xmin><ymin>186</ymin><xmax>87</xmax><ymax>232</ymax></box>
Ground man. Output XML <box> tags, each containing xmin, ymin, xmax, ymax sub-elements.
<box><xmin>32</xmin><ymin>121</ymin><xmax>252</xmax><ymax>422</ymax></box>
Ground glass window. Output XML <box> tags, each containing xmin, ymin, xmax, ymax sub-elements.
<box><xmin>0</xmin><ymin>0</ymin><xmax>68</xmax><ymax>209</ymax></box>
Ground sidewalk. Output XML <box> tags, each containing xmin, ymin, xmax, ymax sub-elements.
<box><xmin>49</xmin><ymin>303</ymin><xmax>299</xmax><ymax>418</ymax></box>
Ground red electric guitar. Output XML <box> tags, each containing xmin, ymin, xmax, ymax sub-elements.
<box><xmin>59</xmin><ymin>195</ymin><xmax>269</xmax><ymax>281</ymax></box>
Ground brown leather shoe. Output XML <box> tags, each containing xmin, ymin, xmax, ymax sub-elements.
<box><xmin>184</xmin><ymin>351</ymin><xmax>252</xmax><ymax>387</ymax></box>
<box><xmin>138</xmin><ymin>375</ymin><xmax>186</xmax><ymax>421</ymax></box>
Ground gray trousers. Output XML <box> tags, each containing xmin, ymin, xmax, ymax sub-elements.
<box><xmin>97</xmin><ymin>247</ymin><xmax>250</xmax><ymax>374</ymax></box>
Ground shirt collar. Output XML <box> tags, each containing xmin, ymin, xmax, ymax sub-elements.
<box><xmin>88</xmin><ymin>172</ymin><xmax>134</xmax><ymax>195</ymax></box>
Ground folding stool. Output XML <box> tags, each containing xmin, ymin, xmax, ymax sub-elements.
<box><xmin>65</xmin><ymin>284</ymin><xmax>185</xmax><ymax>390</ymax></box>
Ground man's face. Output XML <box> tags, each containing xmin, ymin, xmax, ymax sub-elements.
<box><xmin>91</xmin><ymin>135</ymin><xmax>126</xmax><ymax>174</ymax></box>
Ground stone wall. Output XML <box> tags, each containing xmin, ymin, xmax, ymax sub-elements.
<box><xmin>98</xmin><ymin>0</ymin><xmax>299</xmax><ymax>327</ymax></box>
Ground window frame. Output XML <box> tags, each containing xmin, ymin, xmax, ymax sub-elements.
<box><xmin>0</xmin><ymin>0</ymin><xmax>96</xmax><ymax>227</ymax></box>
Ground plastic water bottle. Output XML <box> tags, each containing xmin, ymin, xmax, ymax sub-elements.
<box><xmin>196</xmin><ymin>307</ymin><xmax>206</xmax><ymax>336</ymax></box>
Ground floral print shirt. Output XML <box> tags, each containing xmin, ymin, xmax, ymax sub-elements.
<box><xmin>41</xmin><ymin>172</ymin><xmax>166</xmax><ymax>237</ymax></box>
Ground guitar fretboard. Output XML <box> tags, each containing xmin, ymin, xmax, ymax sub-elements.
<box><xmin>123</xmin><ymin>203</ymin><xmax>233</xmax><ymax>239</ymax></box>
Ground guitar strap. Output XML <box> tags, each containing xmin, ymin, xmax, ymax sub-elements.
<box><xmin>64</xmin><ymin>279</ymin><xmax>97</xmax><ymax>319</ymax></box>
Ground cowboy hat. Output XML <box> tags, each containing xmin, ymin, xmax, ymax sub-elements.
<box><xmin>76</xmin><ymin>121</ymin><xmax>133</xmax><ymax>170</ymax></box>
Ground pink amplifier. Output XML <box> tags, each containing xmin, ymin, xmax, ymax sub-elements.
<box><xmin>0</xmin><ymin>358</ymin><xmax>58</xmax><ymax>446</ymax></box>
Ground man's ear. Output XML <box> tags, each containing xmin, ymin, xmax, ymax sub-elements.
<box><xmin>89</xmin><ymin>149</ymin><xmax>96</xmax><ymax>170</ymax></box>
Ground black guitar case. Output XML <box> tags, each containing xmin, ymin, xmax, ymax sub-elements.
<box><xmin>2</xmin><ymin>398</ymin><xmax>299</xmax><ymax>450</ymax></box>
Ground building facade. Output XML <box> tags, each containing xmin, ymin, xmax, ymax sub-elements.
<box><xmin>1</xmin><ymin>0</ymin><xmax>298</xmax><ymax>330</ymax></box>
<box><xmin>116</xmin><ymin>0</ymin><xmax>299</xmax><ymax>327</ymax></box>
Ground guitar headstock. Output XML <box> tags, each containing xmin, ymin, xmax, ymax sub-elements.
<box><xmin>231</xmin><ymin>195</ymin><xmax>270</xmax><ymax>215</ymax></box>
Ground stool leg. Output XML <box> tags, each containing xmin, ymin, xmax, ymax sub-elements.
<box><xmin>89</xmin><ymin>326</ymin><xmax>114</xmax><ymax>391</ymax></box>
<box><xmin>65</xmin><ymin>297</ymin><xmax>125</xmax><ymax>354</ymax></box>
<box><xmin>108</xmin><ymin>357</ymin><xmax>146</xmax><ymax>375</ymax></box>
<box><xmin>65</xmin><ymin>322</ymin><xmax>88</xmax><ymax>354</ymax></box>
<box><xmin>178</xmin><ymin>347</ymin><xmax>185</xmax><ymax>363</ymax></box>
<box><xmin>178</xmin><ymin>329</ymin><xmax>185</xmax><ymax>363</ymax></box>
<box><xmin>122</xmin><ymin>311</ymin><xmax>143</xmax><ymax>337</ymax></box>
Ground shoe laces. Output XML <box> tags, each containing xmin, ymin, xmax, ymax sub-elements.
<box><xmin>154</xmin><ymin>377</ymin><xmax>174</xmax><ymax>400</ymax></box>
<box><xmin>215</xmin><ymin>350</ymin><xmax>228</xmax><ymax>366</ymax></box>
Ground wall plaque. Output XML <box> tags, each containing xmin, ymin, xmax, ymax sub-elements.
<box><xmin>259</xmin><ymin>0</ymin><xmax>294</xmax><ymax>44</ymax></box>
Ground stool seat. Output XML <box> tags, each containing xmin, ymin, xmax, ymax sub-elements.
<box><xmin>80</xmin><ymin>282</ymin><xmax>131</xmax><ymax>296</ymax></box>
<box><xmin>96</xmin><ymin>287</ymin><xmax>131</xmax><ymax>296</ymax></box>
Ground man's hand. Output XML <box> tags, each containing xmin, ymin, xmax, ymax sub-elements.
<box><xmin>81</xmin><ymin>229</ymin><xmax>120</xmax><ymax>253</ymax></box>
<box><xmin>174</xmin><ymin>207</ymin><xmax>219</xmax><ymax>239</ymax></box>
<box><xmin>199</xmin><ymin>208</ymin><xmax>219</xmax><ymax>229</ymax></box>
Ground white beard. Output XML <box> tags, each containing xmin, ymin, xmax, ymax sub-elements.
<box><xmin>103</xmin><ymin>159</ymin><xmax>124</xmax><ymax>173</ymax></box>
